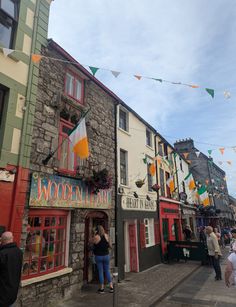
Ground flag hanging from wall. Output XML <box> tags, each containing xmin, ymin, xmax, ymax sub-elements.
<box><xmin>149</xmin><ymin>163</ymin><xmax>156</xmax><ymax>176</ymax></box>
<box><xmin>166</xmin><ymin>176</ymin><xmax>175</xmax><ymax>193</ymax></box>
<box><xmin>69</xmin><ymin>117</ymin><xmax>89</xmax><ymax>159</ymax></box>
<box><xmin>184</xmin><ymin>173</ymin><xmax>196</xmax><ymax>190</ymax></box>
<box><xmin>198</xmin><ymin>186</ymin><xmax>210</xmax><ymax>207</ymax></box>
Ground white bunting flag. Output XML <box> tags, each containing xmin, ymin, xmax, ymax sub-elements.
<box><xmin>195</xmin><ymin>151</ymin><xmax>200</xmax><ymax>157</ymax></box>
<box><xmin>111</xmin><ymin>71</ymin><xmax>120</xmax><ymax>78</ymax></box>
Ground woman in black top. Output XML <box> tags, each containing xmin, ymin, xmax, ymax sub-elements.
<box><xmin>92</xmin><ymin>225</ymin><xmax>113</xmax><ymax>294</ymax></box>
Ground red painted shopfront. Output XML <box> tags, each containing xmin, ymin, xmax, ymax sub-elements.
<box><xmin>159</xmin><ymin>197</ymin><xmax>183</xmax><ymax>255</ymax></box>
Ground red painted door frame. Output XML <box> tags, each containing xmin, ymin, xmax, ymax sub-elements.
<box><xmin>129</xmin><ymin>224</ymin><xmax>138</xmax><ymax>272</ymax></box>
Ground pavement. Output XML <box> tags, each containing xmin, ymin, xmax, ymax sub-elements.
<box><xmin>57</xmin><ymin>260</ymin><xmax>200</xmax><ymax>307</ymax></box>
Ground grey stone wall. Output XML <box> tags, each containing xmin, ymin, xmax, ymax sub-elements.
<box><xmin>18</xmin><ymin>43</ymin><xmax>117</xmax><ymax>306</ymax></box>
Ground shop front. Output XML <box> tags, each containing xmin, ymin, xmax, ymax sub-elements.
<box><xmin>181</xmin><ymin>204</ymin><xmax>197</xmax><ymax>240</ymax></box>
<box><xmin>117</xmin><ymin>194</ymin><xmax>161</xmax><ymax>280</ymax></box>
<box><xmin>159</xmin><ymin>197</ymin><xmax>183</xmax><ymax>255</ymax></box>
<box><xmin>21</xmin><ymin>172</ymin><xmax>113</xmax><ymax>303</ymax></box>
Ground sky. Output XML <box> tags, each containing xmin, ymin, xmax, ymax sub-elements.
<box><xmin>48</xmin><ymin>0</ymin><xmax>236</xmax><ymax>196</ymax></box>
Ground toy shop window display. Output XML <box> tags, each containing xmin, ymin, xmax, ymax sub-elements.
<box><xmin>22</xmin><ymin>212</ymin><xmax>68</xmax><ymax>279</ymax></box>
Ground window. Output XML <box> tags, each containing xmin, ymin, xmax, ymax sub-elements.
<box><xmin>58</xmin><ymin>119</ymin><xmax>76</xmax><ymax>173</ymax></box>
<box><xmin>65</xmin><ymin>71</ymin><xmax>84</xmax><ymax>103</ymax></box>
<box><xmin>0</xmin><ymin>0</ymin><xmax>18</xmax><ymax>48</ymax></box>
<box><xmin>146</xmin><ymin>129</ymin><xmax>152</xmax><ymax>147</ymax></box>
<box><xmin>144</xmin><ymin>218</ymin><xmax>155</xmax><ymax>247</ymax></box>
<box><xmin>159</xmin><ymin>168</ymin><xmax>165</xmax><ymax>196</ymax></box>
<box><xmin>22</xmin><ymin>210</ymin><xmax>68</xmax><ymax>279</ymax></box>
<box><xmin>0</xmin><ymin>86</ymin><xmax>6</xmax><ymax>126</ymax></box>
<box><xmin>119</xmin><ymin>108</ymin><xmax>128</xmax><ymax>131</ymax></box>
<box><xmin>120</xmin><ymin>149</ymin><xmax>128</xmax><ymax>185</ymax></box>
<box><xmin>182</xmin><ymin>181</ymin><xmax>186</xmax><ymax>193</ymax></box>
<box><xmin>158</xmin><ymin>142</ymin><xmax>163</xmax><ymax>156</ymax></box>
<box><xmin>163</xmin><ymin>143</ymin><xmax>168</xmax><ymax>157</ymax></box>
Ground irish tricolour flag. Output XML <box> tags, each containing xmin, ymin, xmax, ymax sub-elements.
<box><xmin>184</xmin><ymin>173</ymin><xmax>196</xmax><ymax>190</ymax></box>
<box><xmin>198</xmin><ymin>186</ymin><xmax>210</xmax><ymax>207</ymax></box>
<box><xmin>167</xmin><ymin>176</ymin><xmax>175</xmax><ymax>193</ymax></box>
<box><xmin>69</xmin><ymin>117</ymin><xmax>89</xmax><ymax>159</ymax></box>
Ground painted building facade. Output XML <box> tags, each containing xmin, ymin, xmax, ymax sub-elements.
<box><xmin>0</xmin><ymin>0</ymin><xmax>53</xmax><ymax>243</ymax></box>
<box><xmin>117</xmin><ymin>103</ymin><xmax>161</xmax><ymax>279</ymax></box>
<box><xmin>155</xmin><ymin>134</ymin><xmax>183</xmax><ymax>255</ymax></box>
<box><xmin>17</xmin><ymin>40</ymin><xmax>118</xmax><ymax>306</ymax></box>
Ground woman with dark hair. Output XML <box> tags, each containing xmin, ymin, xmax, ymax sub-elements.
<box><xmin>92</xmin><ymin>225</ymin><xmax>113</xmax><ymax>294</ymax></box>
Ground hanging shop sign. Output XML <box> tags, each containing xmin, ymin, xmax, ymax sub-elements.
<box><xmin>29</xmin><ymin>173</ymin><xmax>112</xmax><ymax>209</ymax></box>
<box><xmin>121</xmin><ymin>196</ymin><xmax>157</xmax><ymax>212</ymax></box>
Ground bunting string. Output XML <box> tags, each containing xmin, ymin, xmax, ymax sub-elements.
<box><xmin>0</xmin><ymin>47</ymin><xmax>233</xmax><ymax>100</ymax></box>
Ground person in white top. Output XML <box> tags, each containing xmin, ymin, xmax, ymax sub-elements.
<box><xmin>225</xmin><ymin>229</ymin><xmax>236</xmax><ymax>287</ymax></box>
<box><xmin>206</xmin><ymin>226</ymin><xmax>222</xmax><ymax>280</ymax></box>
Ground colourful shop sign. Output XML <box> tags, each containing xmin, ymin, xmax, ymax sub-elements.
<box><xmin>29</xmin><ymin>173</ymin><xmax>112</xmax><ymax>209</ymax></box>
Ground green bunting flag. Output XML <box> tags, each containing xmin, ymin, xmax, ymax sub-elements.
<box><xmin>89</xmin><ymin>66</ymin><xmax>99</xmax><ymax>76</ymax></box>
<box><xmin>153</xmin><ymin>78</ymin><xmax>163</xmax><ymax>82</ymax></box>
<box><xmin>208</xmin><ymin>149</ymin><xmax>212</xmax><ymax>155</ymax></box>
<box><xmin>143</xmin><ymin>157</ymin><xmax>147</xmax><ymax>164</ymax></box>
<box><xmin>205</xmin><ymin>88</ymin><xmax>214</xmax><ymax>98</ymax></box>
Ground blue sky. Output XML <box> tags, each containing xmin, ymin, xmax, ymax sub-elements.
<box><xmin>48</xmin><ymin>0</ymin><xmax>236</xmax><ymax>196</ymax></box>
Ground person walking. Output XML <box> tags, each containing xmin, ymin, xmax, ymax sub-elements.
<box><xmin>0</xmin><ymin>231</ymin><xmax>23</xmax><ymax>307</ymax></box>
<box><xmin>92</xmin><ymin>225</ymin><xmax>113</xmax><ymax>294</ymax></box>
<box><xmin>206</xmin><ymin>226</ymin><xmax>222</xmax><ymax>281</ymax></box>
<box><xmin>225</xmin><ymin>237</ymin><xmax>236</xmax><ymax>287</ymax></box>
<box><xmin>183</xmin><ymin>225</ymin><xmax>192</xmax><ymax>241</ymax></box>
<box><xmin>199</xmin><ymin>226</ymin><xmax>206</xmax><ymax>245</ymax></box>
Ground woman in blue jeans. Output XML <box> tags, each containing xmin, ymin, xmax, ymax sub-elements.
<box><xmin>92</xmin><ymin>225</ymin><xmax>113</xmax><ymax>294</ymax></box>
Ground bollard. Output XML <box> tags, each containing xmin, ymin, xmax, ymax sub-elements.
<box><xmin>112</xmin><ymin>266</ymin><xmax>118</xmax><ymax>307</ymax></box>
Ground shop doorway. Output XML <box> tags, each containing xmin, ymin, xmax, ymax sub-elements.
<box><xmin>129</xmin><ymin>224</ymin><xmax>138</xmax><ymax>272</ymax></box>
<box><xmin>174</xmin><ymin>219</ymin><xmax>179</xmax><ymax>241</ymax></box>
<box><xmin>83</xmin><ymin>211</ymin><xmax>108</xmax><ymax>283</ymax></box>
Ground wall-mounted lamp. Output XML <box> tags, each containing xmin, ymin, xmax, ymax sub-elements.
<box><xmin>118</xmin><ymin>187</ymin><xmax>124</xmax><ymax>194</ymax></box>
<box><xmin>133</xmin><ymin>192</ymin><xmax>139</xmax><ymax>198</ymax></box>
<box><xmin>146</xmin><ymin>195</ymin><xmax>151</xmax><ymax>201</ymax></box>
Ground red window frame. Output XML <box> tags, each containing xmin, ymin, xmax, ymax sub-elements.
<box><xmin>22</xmin><ymin>210</ymin><xmax>68</xmax><ymax>280</ymax></box>
<box><xmin>58</xmin><ymin>119</ymin><xmax>77</xmax><ymax>175</ymax></box>
<box><xmin>64</xmin><ymin>69</ymin><xmax>84</xmax><ymax>104</ymax></box>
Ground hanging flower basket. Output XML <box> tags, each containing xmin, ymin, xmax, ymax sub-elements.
<box><xmin>135</xmin><ymin>179</ymin><xmax>145</xmax><ymax>188</ymax></box>
<box><xmin>151</xmin><ymin>184</ymin><xmax>160</xmax><ymax>192</ymax></box>
<box><xmin>85</xmin><ymin>168</ymin><xmax>112</xmax><ymax>193</ymax></box>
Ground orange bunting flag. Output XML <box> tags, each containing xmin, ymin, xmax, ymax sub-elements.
<box><xmin>149</xmin><ymin>163</ymin><xmax>156</xmax><ymax>176</ymax></box>
<box><xmin>223</xmin><ymin>176</ymin><xmax>227</xmax><ymax>181</ymax></box>
<box><xmin>183</xmin><ymin>152</ymin><xmax>189</xmax><ymax>159</ymax></box>
<box><xmin>219</xmin><ymin>147</ymin><xmax>225</xmax><ymax>155</ymax></box>
<box><xmin>134</xmin><ymin>75</ymin><xmax>142</xmax><ymax>80</ymax></box>
<box><xmin>189</xmin><ymin>84</ymin><xmax>199</xmax><ymax>88</ymax></box>
<box><xmin>227</xmin><ymin>161</ymin><xmax>232</xmax><ymax>165</ymax></box>
<box><xmin>157</xmin><ymin>157</ymin><xmax>162</xmax><ymax>165</ymax></box>
<box><xmin>31</xmin><ymin>54</ymin><xmax>42</xmax><ymax>63</ymax></box>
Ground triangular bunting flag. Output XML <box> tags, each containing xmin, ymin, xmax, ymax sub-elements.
<box><xmin>2</xmin><ymin>48</ymin><xmax>14</xmax><ymax>57</ymax></box>
<box><xmin>189</xmin><ymin>84</ymin><xmax>199</xmax><ymax>88</ymax></box>
<box><xmin>208</xmin><ymin>149</ymin><xmax>212</xmax><ymax>155</ymax></box>
<box><xmin>195</xmin><ymin>151</ymin><xmax>200</xmax><ymax>157</ymax></box>
<box><xmin>111</xmin><ymin>70</ymin><xmax>120</xmax><ymax>78</ymax></box>
<box><xmin>227</xmin><ymin>161</ymin><xmax>232</xmax><ymax>165</ymax></box>
<box><xmin>218</xmin><ymin>161</ymin><xmax>223</xmax><ymax>165</ymax></box>
<box><xmin>223</xmin><ymin>91</ymin><xmax>231</xmax><ymax>99</ymax></box>
<box><xmin>211</xmin><ymin>179</ymin><xmax>215</xmax><ymax>183</ymax></box>
<box><xmin>153</xmin><ymin>78</ymin><xmax>163</xmax><ymax>82</ymax></box>
<box><xmin>134</xmin><ymin>75</ymin><xmax>142</xmax><ymax>80</ymax></box>
<box><xmin>219</xmin><ymin>147</ymin><xmax>225</xmax><ymax>155</ymax></box>
<box><xmin>143</xmin><ymin>157</ymin><xmax>147</xmax><ymax>164</ymax></box>
<box><xmin>223</xmin><ymin>176</ymin><xmax>227</xmax><ymax>181</ymax></box>
<box><xmin>205</xmin><ymin>88</ymin><xmax>214</xmax><ymax>98</ymax></box>
<box><xmin>183</xmin><ymin>152</ymin><xmax>189</xmax><ymax>159</ymax></box>
<box><xmin>31</xmin><ymin>54</ymin><xmax>42</xmax><ymax>63</ymax></box>
<box><xmin>89</xmin><ymin>66</ymin><xmax>99</xmax><ymax>76</ymax></box>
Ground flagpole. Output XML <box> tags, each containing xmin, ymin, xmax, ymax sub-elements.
<box><xmin>42</xmin><ymin>107</ymin><xmax>91</xmax><ymax>165</ymax></box>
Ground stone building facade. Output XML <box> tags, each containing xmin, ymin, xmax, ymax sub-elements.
<box><xmin>17</xmin><ymin>40</ymin><xmax>118</xmax><ymax>306</ymax></box>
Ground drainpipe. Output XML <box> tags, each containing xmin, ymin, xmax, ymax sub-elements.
<box><xmin>114</xmin><ymin>101</ymin><xmax>118</xmax><ymax>267</ymax></box>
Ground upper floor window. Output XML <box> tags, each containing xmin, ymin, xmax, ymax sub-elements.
<box><xmin>120</xmin><ymin>149</ymin><xmax>128</xmax><ymax>185</ymax></box>
<box><xmin>0</xmin><ymin>0</ymin><xmax>19</xmax><ymax>48</ymax></box>
<box><xmin>158</xmin><ymin>142</ymin><xmax>163</xmax><ymax>156</ymax></box>
<box><xmin>119</xmin><ymin>108</ymin><xmax>128</xmax><ymax>131</ymax></box>
<box><xmin>146</xmin><ymin>129</ymin><xmax>152</xmax><ymax>147</ymax></box>
<box><xmin>58</xmin><ymin>119</ymin><xmax>76</xmax><ymax>174</ymax></box>
<box><xmin>144</xmin><ymin>218</ymin><xmax>155</xmax><ymax>247</ymax></box>
<box><xmin>65</xmin><ymin>71</ymin><xmax>84</xmax><ymax>103</ymax></box>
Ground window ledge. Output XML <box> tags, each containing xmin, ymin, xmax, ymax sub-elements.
<box><xmin>146</xmin><ymin>145</ymin><xmax>154</xmax><ymax>151</ymax></box>
<box><xmin>21</xmin><ymin>267</ymin><xmax>73</xmax><ymax>287</ymax></box>
<box><xmin>0</xmin><ymin>47</ymin><xmax>20</xmax><ymax>63</ymax></box>
<box><xmin>118</xmin><ymin>127</ymin><xmax>131</xmax><ymax>136</ymax></box>
<box><xmin>61</xmin><ymin>93</ymin><xmax>85</xmax><ymax>111</ymax></box>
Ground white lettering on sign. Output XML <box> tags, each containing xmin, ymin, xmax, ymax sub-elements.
<box><xmin>0</xmin><ymin>170</ymin><xmax>15</xmax><ymax>182</ymax></box>
<box><xmin>121</xmin><ymin>196</ymin><xmax>157</xmax><ymax>212</ymax></box>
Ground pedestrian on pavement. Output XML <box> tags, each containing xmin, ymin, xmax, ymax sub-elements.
<box><xmin>183</xmin><ymin>225</ymin><xmax>192</xmax><ymax>241</ymax></box>
<box><xmin>92</xmin><ymin>225</ymin><xmax>113</xmax><ymax>294</ymax></box>
<box><xmin>229</xmin><ymin>228</ymin><xmax>236</xmax><ymax>253</ymax></box>
<box><xmin>225</xmin><ymin>239</ymin><xmax>236</xmax><ymax>287</ymax></box>
<box><xmin>206</xmin><ymin>226</ymin><xmax>222</xmax><ymax>281</ymax></box>
<box><xmin>199</xmin><ymin>226</ymin><xmax>206</xmax><ymax>245</ymax></box>
<box><xmin>0</xmin><ymin>231</ymin><xmax>23</xmax><ymax>307</ymax></box>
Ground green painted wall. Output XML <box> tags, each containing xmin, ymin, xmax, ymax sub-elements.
<box><xmin>0</xmin><ymin>0</ymin><xmax>52</xmax><ymax>168</ymax></box>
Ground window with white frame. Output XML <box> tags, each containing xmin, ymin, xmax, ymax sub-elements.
<box><xmin>146</xmin><ymin>129</ymin><xmax>152</xmax><ymax>147</ymax></box>
<box><xmin>0</xmin><ymin>0</ymin><xmax>19</xmax><ymax>48</ymax></box>
<box><xmin>120</xmin><ymin>149</ymin><xmax>128</xmax><ymax>185</ymax></box>
<box><xmin>65</xmin><ymin>71</ymin><xmax>83</xmax><ymax>103</ymax></box>
<box><xmin>119</xmin><ymin>108</ymin><xmax>128</xmax><ymax>132</ymax></box>
<box><xmin>144</xmin><ymin>218</ymin><xmax>155</xmax><ymax>247</ymax></box>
